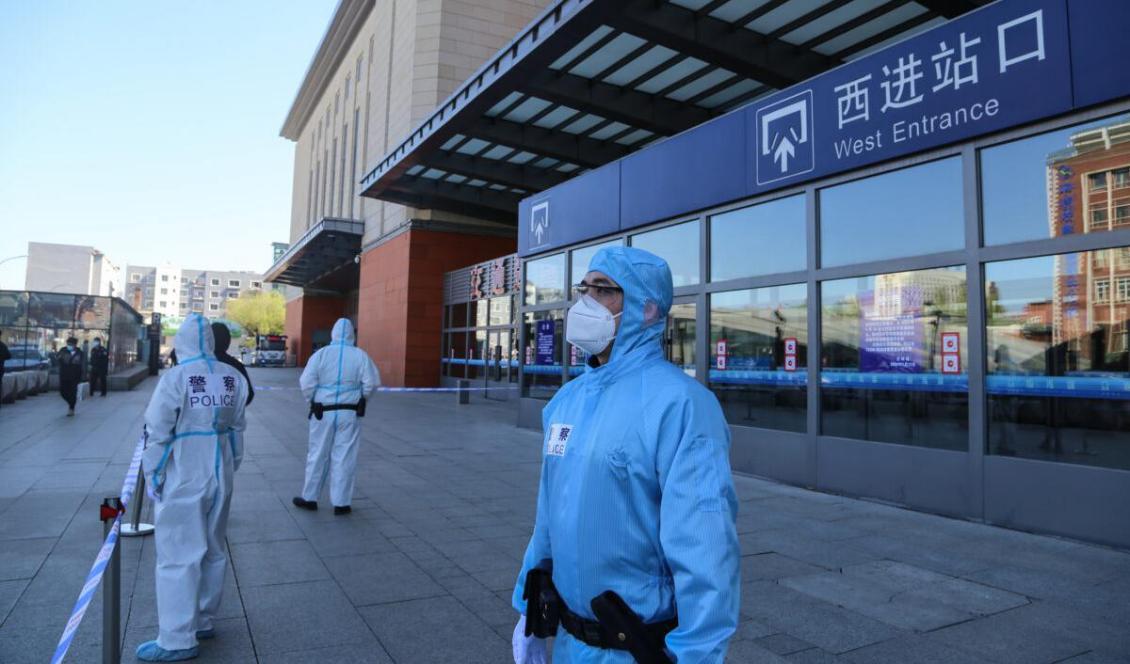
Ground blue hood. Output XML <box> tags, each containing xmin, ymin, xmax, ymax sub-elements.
<box><xmin>586</xmin><ymin>246</ymin><xmax>673</xmax><ymax>363</ymax></box>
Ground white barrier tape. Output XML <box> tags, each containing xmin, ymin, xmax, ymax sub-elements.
<box><xmin>254</xmin><ymin>385</ymin><xmax>520</xmax><ymax>393</ymax></box>
<box><xmin>51</xmin><ymin>434</ymin><xmax>145</xmax><ymax>664</ymax></box>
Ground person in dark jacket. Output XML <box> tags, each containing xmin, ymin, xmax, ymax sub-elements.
<box><xmin>0</xmin><ymin>332</ymin><xmax>10</xmax><ymax>413</ymax></box>
<box><xmin>211</xmin><ymin>322</ymin><xmax>253</xmax><ymax>405</ymax></box>
<box><xmin>58</xmin><ymin>337</ymin><xmax>84</xmax><ymax>416</ymax></box>
<box><xmin>89</xmin><ymin>337</ymin><xmax>109</xmax><ymax>397</ymax></box>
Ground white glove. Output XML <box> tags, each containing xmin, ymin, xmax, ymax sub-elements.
<box><xmin>512</xmin><ymin>615</ymin><xmax>549</xmax><ymax>664</ymax></box>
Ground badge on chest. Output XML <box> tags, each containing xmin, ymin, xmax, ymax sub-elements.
<box><xmin>546</xmin><ymin>423</ymin><xmax>575</xmax><ymax>457</ymax></box>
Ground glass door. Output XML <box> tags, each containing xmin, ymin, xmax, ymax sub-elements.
<box><xmin>666</xmin><ymin>300</ymin><xmax>696</xmax><ymax>378</ymax></box>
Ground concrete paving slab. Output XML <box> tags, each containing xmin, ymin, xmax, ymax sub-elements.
<box><xmin>229</xmin><ymin>539</ymin><xmax>330</xmax><ymax>588</ymax></box>
<box><xmin>358</xmin><ymin>595</ymin><xmax>510</xmax><ymax>664</ymax></box>
<box><xmin>242</xmin><ymin>579</ymin><xmax>378</xmax><ymax>655</ymax></box>
<box><xmin>324</xmin><ymin>551</ymin><xmax>446</xmax><ymax>606</ymax></box>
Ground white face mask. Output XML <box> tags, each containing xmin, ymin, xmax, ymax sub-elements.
<box><xmin>566</xmin><ymin>294</ymin><xmax>621</xmax><ymax>357</ymax></box>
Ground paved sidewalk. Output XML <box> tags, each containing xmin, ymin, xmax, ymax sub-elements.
<box><xmin>0</xmin><ymin>368</ymin><xmax>1127</xmax><ymax>662</ymax></box>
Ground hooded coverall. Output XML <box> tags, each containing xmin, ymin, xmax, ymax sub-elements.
<box><xmin>512</xmin><ymin>247</ymin><xmax>740</xmax><ymax>663</ymax></box>
<box><xmin>142</xmin><ymin>313</ymin><xmax>248</xmax><ymax>651</ymax></box>
<box><xmin>299</xmin><ymin>318</ymin><xmax>380</xmax><ymax>508</ymax></box>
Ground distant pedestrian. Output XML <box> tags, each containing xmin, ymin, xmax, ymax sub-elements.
<box><xmin>211</xmin><ymin>323</ymin><xmax>254</xmax><ymax>406</ymax></box>
<box><xmin>89</xmin><ymin>337</ymin><xmax>109</xmax><ymax>397</ymax></box>
<box><xmin>57</xmin><ymin>337</ymin><xmax>84</xmax><ymax>416</ymax></box>
<box><xmin>0</xmin><ymin>331</ymin><xmax>9</xmax><ymax>413</ymax></box>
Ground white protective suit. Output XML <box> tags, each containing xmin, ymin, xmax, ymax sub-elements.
<box><xmin>142</xmin><ymin>313</ymin><xmax>248</xmax><ymax>652</ymax></box>
<box><xmin>299</xmin><ymin>318</ymin><xmax>380</xmax><ymax>507</ymax></box>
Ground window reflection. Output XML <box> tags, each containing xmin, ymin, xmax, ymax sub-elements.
<box><xmin>711</xmin><ymin>195</ymin><xmax>805</xmax><ymax>282</ymax></box>
<box><xmin>985</xmin><ymin>250</ymin><xmax>1130</xmax><ymax>470</ymax></box>
<box><xmin>524</xmin><ymin>254</ymin><xmax>566</xmax><ymax>305</ymax></box>
<box><xmin>570</xmin><ymin>240</ymin><xmax>622</xmax><ymax>289</ymax></box>
<box><xmin>982</xmin><ymin>114</ymin><xmax>1130</xmax><ymax>245</ymax></box>
<box><xmin>631</xmin><ymin>220</ymin><xmax>700</xmax><ymax>287</ymax></box>
<box><xmin>710</xmin><ymin>285</ymin><xmax>807</xmax><ymax>432</ymax></box>
<box><xmin>821</xmin><ymin>267</ymin><xmax>969</xmax><ymax>449</ymax></box>
<box><xmin>666</xmin><ymin>302</ymin><xmax>696</xmax><ymax>378</ymax></box>
<box><xmin>820</xmin><ymin>158</ymin><xmax>963</xmax><ymax>267</ymax></box>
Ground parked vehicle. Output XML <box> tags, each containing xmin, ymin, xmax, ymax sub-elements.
<box><xmin>3</xmin><ymin>345</ymin><xmax>50</xmax><ymax>372</ymax></box>
<box><xmin>254</xmin><ymin>334</ymin><xmax>287</xmax><ymax>366</ymax></box>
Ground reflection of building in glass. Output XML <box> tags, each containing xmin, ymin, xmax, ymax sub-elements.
<box><xmin>1046</xmin><ymin>120</ymin><xmax>1130</xmax><ymax>362</ymax></box>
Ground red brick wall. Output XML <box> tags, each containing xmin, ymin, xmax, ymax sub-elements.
<box><xmin>357</xmin><ymin>228</ymin><xmax>515</xmax><ymax>387</ymax></box>
<box><xmin>284</xmin><ymin>294</ymin><xmax>346</xmax><ymax>366</ymax></box>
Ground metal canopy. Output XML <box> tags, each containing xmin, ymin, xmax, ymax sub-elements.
<box><xmin>360</xmin><ymin>0</ymin><xmax>986</xmax><ymax>222</ymax></box>
<box><xmin>264</xmin><ymin>218</ymin><xmax>363</xmax><ymax>292</ymax></box>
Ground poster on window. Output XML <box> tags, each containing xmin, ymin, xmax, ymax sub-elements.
<box><xmin>535</xmin><ymin>320</ymin><xmax>556</xmax><ymax>365</ymax></box>
<box><xmin>859</xmin><ymin>286</ymin><xmax>924</xmax><ymax>373</ymax></box>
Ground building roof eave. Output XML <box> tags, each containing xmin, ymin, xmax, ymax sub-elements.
<box><xmin>279</xmin><ymin>0</ymin><xmax>373</xmax><ymax>142</ymax></box>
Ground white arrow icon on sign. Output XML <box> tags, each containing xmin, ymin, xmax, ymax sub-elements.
<box><xmin>761</xmin><ymin>99</ymin><xmax>808</xmax><ymax>174</ymax></box>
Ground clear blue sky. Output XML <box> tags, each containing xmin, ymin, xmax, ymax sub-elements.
<box><xmin>0</xmin><ymin>1</ymin><xmax>338</xmax><ymax>289</ymax></box>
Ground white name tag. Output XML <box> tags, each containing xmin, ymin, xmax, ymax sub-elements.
<box><xmin>546</xmin><ymin>423</ymin><xmax>575</xmax><ymax>457</ymax></box>
<box><xmin>186</xmin><ymin>374</ymin><xmax>238</xmax><ymax>409</ymax></box>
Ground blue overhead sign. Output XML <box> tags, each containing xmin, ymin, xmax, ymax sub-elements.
<box><xmin>519</xmin><ymin>0</ymin><xmax>1129</xmax><ymax>256</ymax></box>
<box><xmin>749</xmin><ymin>0</ymin><xmax>1071</xmax><ymax>188</ymax></box>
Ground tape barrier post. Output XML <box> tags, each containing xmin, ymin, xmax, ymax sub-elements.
<box><xmin>456</xmin><ymin>379</ymin><xmax>471</xmax><ymax>405</ymax></box>
<box><xmin>51</xmin><ymin>434</ymin><xmax>145</xmax><ymax>664</ymax></box>
<box><xmin>121</xmin><ymin>472</ymin><xmax>154</xmax><ymax>537</ymax></box>
<box><xmin>101</xmin><ymin>497</ymin><xmax>123</xmax><ymax>664</ymax></box>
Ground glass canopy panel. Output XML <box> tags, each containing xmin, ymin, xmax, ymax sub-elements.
<box><xmin>746</xmin><ymin>0</ymin><xmax>834</xmax><ymax>35</ymax></box>
<box><xmin>813</xmin><ymin>3</ymin><xmax>927</xmax><ymax>55</ymax></box>
<box><xmin>709</xmin><ymin>0</ymin><xmax>772</xmax><ymax>24</ymax></box>
<box><xmin>570</xmin><ymin>33</ymin><xmax>647</xmax><ymax>79</ymax></box>
<box><xmin>504</xmin><ymin>97</ymin><xmax>552</xmax><ymax>123</ymax></box>
<box><xmin>780</xmin><ymin>0</ymin><xmax>888</xmax><ymax>46</ymax></box>
<box><xmin>532</xmin><ymin>105</ymin><xmax>580</xmax><ymax>130</ymax></box>
<box><xmin>668</xmin><ymin>68</ymin><xmax>735</xmax><ymax>101</ymax></box>
<box><xmin>602</xmin><ymin>45</ymin><xmax>678</xmax><ymax>87</ymax></box>
<box><xmin>549</xmin><ymin>25</ymin><xmax>614</xmax><ymax>70</ymax></box>
<box><xmin>636</xmin><ymin>57</ymin><xmax>709</xmax><ymax>94</ymax></box>
<box><xmin>698</xmin><ymin>79</ymin><xmax>763</xmax><ymax>108</ymax></box>
<box><xmin>485</xmin><ymin>91</ymin><xmax>523</xmax><ymax>118</ymax></box>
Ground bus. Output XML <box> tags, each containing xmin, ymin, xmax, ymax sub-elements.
<box><xmin>254</xmin><ymin>334</ymin><xmax>287</xmax><ymax>367</ymax></box>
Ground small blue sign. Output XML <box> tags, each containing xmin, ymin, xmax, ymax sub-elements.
<box><xmin>535</xmin><ymin>319</ymin><xmax>556</xmax><ymax>365</ymax></box>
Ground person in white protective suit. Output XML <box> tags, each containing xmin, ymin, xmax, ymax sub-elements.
<box><xmin>511</xmin><ymin>247</ymin><xmax>739</xmax><ymax>664</ymax></box>
<box><xmin>137</xmin><ymin>313</ymin><xmax>248</xmax><ymax>662</ymax></box>
<box><xmin>292</xmin><ymin>318</ymin><xmax>380</xmax><ymax>515</ymax></box>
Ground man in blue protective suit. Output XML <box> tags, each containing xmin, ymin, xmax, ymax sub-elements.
<box><xmin>511</xmin><ymin>247</ymin><xmax>739</xmax><ymax>664</ymax></box>
<box><xmin>293</xmin><ymin>318</ymin><xmax>380</xmax><ymax>515</ymax></box>
<box><xmin>137</xmin><ymin>313</ymin><xmax>248</xmax><ymax>661</ymax></box>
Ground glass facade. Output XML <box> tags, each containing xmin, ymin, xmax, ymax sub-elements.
<box><xmin>711</xmin><ymin>195</ymin><xmax>805</xmax><ymax>281</ymax></box>
<box><xmin>522</xmin><ymin>309</ymin><xmax>563</xmax><ymax>399</ymax></box>
<box><xmin>710</xmin><ymin>285</ymin><xmax>807</xmax><ymax>432</ymax></box>
<box><xmin>571</xmin><ymin>239</ymin><xmax>622</xmax><ymax>285</ymax></box>
<box><xmin>986</xmin><ymin>250</ymin><xmax>1129</xmax><ymax>470</ymax></box>
<box><xmin>820</xmin><ymin>157</ymin><xmax>964</xmax><ymax>266</ymax></box>
<box><xmin>524</xmin><ymin>253</ymin><xmax>566</xmax><ymax>305</ymax></box>
<box><xmin>442</xmin><ymin>256</ymin><xmax>520</xmax><ymax>387</ymax></box>
<box><xmin>514</xmin><ymin>109</ymin><xmax>1130</xmax><ymax>485</ymax></box>
<box><xmin>982</xmin><ymin>113</ymin><xmax>1130</xmax><ymax>245</ymax></box>
<box><xmin>821</xmin><ymin>268</ymin><xmax>969</xmax><ymax>449</ymax></box>
<box><xmin>0</xmin><ymin>291</ymin><xmax>144</xmax><ymax>376</ymax></box>
<box><xmin>631</xmin><ymin>220</ymin><xmax>701</xmax><ymax>287</ymax></box>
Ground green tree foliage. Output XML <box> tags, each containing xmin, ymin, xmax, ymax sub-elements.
<box><xmin>225</xmin><ymin>290</ymin><xmax>285</xmax><ymax>338</ymax></box>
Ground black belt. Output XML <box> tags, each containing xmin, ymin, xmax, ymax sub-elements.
<box><xmin>558</xmin><ymin>601</ymin><xmax>676</xmax><ymax>653</ymax></box>
<box><xmin>321</xmin><ymin>403</ymin><xmax>359</xmax><ymax>412</ymax></box>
